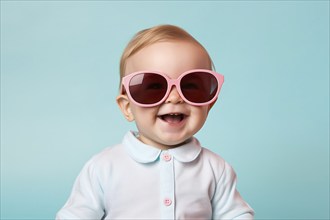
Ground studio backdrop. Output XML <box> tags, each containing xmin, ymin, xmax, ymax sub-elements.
<box><xmin>1</xmin><ymin>1</ymin><xmax>329</xmax><ymax>219</ymax></box>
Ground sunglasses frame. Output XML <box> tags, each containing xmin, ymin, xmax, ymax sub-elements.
<box><xmin>121</xmin><ymin>69</ymin><xmax>224</xmax><ymax>107</ymax></box>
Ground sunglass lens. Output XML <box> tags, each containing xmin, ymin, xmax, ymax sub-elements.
<box><xmin>129</xmin><ymin>73</ymin><xmax>167</xmax><ymax>105</ymax></box>
<box><xmin>181</xmin><ymin>72</ymin><xmax>218</xmax><ymax>103</ymax></box>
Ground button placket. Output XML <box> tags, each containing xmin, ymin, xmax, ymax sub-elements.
<box><xmin>160</xmin><ymin>151</ymin><xmax>175</xmax><ymax>219</ymax></box>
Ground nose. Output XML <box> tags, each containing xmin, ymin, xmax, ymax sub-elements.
<box><xmin>165</xmin><ymin>86</ymin><xmax>184</xmax><ymax>104</ymax></box>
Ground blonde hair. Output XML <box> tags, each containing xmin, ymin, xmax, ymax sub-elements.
<box><xmin>119</xmin><ymin>24</ymin><xmax>214</xmax><ymax>86</ymax></box>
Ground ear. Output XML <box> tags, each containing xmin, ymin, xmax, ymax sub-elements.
<box><xmin>116</xmin><ymin>94</ymin><xmax>135</xmax><ymax>121</ymax></box>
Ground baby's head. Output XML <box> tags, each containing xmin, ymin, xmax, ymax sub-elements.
<box><xmin>119</xmin><ymin>25</ymin><xmax>214</xmax><ymax>86</ymax></box>
<box><xmin>117</xmin><ymin>25</ymin><xmax>224</xmax><ymax>149</ymax></box>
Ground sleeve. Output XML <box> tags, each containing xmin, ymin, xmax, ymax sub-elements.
<box><xmin>56</xmin><ymin>157</ymin><xmax>105</xmax><ymax>220</ymax></box>
<box><xmin>211</xmin><ymin>162</ymin><xmax>254</xmax><ymax>220</ymax></box>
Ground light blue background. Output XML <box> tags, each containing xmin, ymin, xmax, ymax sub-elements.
<box><xmin>1</xmin><ymin>1</ymin><xmax>329</xmax><ymax>219</ymax></box>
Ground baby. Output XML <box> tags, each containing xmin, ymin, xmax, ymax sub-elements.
<box><xmin>56</xmin><ymin>24</ymin><xmax>254</xmax><ymax>219</ymax></box>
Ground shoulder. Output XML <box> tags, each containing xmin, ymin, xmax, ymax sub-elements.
<box><xmin>199</xmin><ymin>147</ymin><xmax>234</xmax><ymax>181</ymax></box>
<box><xmin>73</xmin><ymin>144</ymin><xmax>127</xmax><ymax>187</ymax></box>
<box><xmin>200</xmin><ymin>147</ymin><xmax>225</xmax><ymax>167</ymax></box>
<box><xmin>90</xmin><ymin>143</ymin><xmax>125</xmax><ymax>164</ymax></box>
<box><xmin>81</xmin><ymin>144</ymin><xmax>125</xmax><ymax>172</ymax></box>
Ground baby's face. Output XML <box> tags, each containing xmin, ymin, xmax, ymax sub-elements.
<box><xmin>118</xmin><ymin>41</ymin><xmax>213</xmax><ymax>149</ymax></box>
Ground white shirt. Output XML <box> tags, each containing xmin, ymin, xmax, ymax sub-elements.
<box><xmin>56</xmin><ymin>131</ymin><xmax>254</xmax><ymax>219</ymax></box>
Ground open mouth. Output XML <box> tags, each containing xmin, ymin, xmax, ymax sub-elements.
<box><xmin>158</xmin><ymin>113</ymin><xmax>186</xmax><ymax>123</ymax></box>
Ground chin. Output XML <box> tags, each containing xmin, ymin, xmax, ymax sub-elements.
<box><xmin>160</xmin><ymin>136</ymin><xmax>191</xmax><ymax>148</ymax></box>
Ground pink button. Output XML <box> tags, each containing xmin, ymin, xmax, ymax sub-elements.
<box><xmin>162</xmin><ymin>154</ymin><xmax>172</xmax><ymax>162</ymax></box>
<box><xmin>163</xmin><ymin>198</ymin><xmax>172</xmax><ymax>206</ymax></box>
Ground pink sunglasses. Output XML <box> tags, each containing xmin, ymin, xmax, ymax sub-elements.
<box><xmin>121</xmin><ymin>69</ymin><xmax>224</xmax><ymax>107</ymax></box>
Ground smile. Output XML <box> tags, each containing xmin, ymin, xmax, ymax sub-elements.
<box><xmin>158</xmin><ymin>113</ymin><xmax>187</xmax><ymax>124</ymax></box>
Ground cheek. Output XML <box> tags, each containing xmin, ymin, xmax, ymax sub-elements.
<box><xmin>191</xmin><ymin>107</ymin><xmax>209</xmax><ymax>126</ymax></box>
<box><xmin>198</xmin><ymin>106</ymin><xmax>210</xmax><ymax>117</ymax></box>
<box><xmin>130</xmin><ymin>105</ymin><xmax>158</xmax><ymax>124</ymax></box>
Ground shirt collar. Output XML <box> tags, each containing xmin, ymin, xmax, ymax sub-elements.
<box><xmin>123</xmin><ymin>131</ymin><xmax>202</xmax><ymax>164</ymax></box>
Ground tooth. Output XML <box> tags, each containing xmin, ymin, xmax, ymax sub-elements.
<box><xmin>168</xmin><ymin>113</ymin><xmax>182</xmax><ymax>116</ymax></box>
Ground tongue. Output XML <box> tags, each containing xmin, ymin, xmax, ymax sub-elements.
<box><xmin>162</xmin><ymin>114</ymin><xmax>183</xmax><ymax>123</ymax></box>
